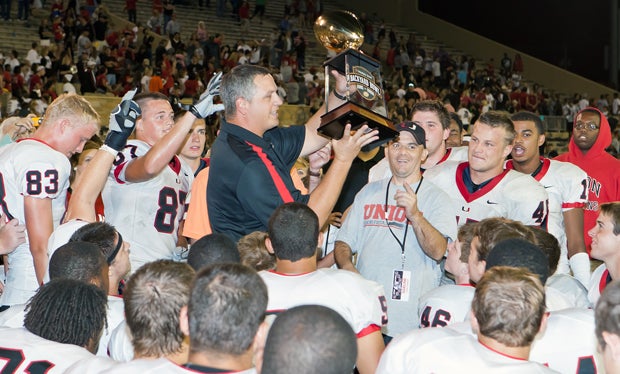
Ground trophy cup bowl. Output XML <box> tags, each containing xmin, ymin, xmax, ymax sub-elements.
<box><xmin>313</xmin><ymin>10</ymin><xmax>397</xmax><ymax>151</ymax></box>
<box><xmin>313</xmin><ymin>10</ymin><xmax>365</xmax><ymax>52</ymax></box>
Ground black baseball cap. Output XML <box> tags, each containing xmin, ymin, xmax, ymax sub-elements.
<box><xmin>395</xmin><ymin>121</ymin><xmax>426</xmax><ymax>148</ymax></box>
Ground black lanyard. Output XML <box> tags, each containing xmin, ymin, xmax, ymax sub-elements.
<box><xmin>384</xmin><ymin>177</ymin><xmax>423</xmax><ymax>269</ymax></box>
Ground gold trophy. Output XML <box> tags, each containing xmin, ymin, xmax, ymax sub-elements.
<box><xmin>314</xmin><ymin>10</ymin><xmax>397</xmax><ymax>150</ymax></box>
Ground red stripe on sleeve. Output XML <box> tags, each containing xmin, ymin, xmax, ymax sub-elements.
<box><xmin>562</xmin><ymin>202</ymin><xmax>585</xmax><ymax>209</ymax></box>
<box><xmin>356</xmin><ymin>324</ymin><xmax>381</xmax><ymax>338</ymax></box>
<box><xmin>246</xmin><ymin>141</ymin><xmax>294</xmax><ymax>203</ymax></box>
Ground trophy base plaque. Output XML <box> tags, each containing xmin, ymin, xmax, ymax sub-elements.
<box><xmin>318</xmin><ymin>101</ymin><xmax>398</xmax><ymax>150</ymax></box>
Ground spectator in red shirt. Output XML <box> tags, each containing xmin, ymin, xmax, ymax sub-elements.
<box><xmin>239</xmin><ymin>0</ymin><xmax>250</xmax><ymax>36</ymax></box>
<box><xmin>125</xmin><ymin>0</ymin><xmax>137</xmax><ymax>24</ymax></box>
<box><xmin>183</xmin><ymin>71</ymin><xmax>202</xmax><ymax>99</ymax></box>
<box><xmin>28</xmin><ymin>65</ymin><xmax>45</xmax><ymax>92</ymax></box>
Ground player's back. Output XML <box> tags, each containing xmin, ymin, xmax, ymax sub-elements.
<box><xmin>259</xmin><ymin>268</ymin><xmax>386</xmax><ymax>334</ymax></box>
<box><xmin>98</xmin><ymin>358</ymin><xmax>256</xmax><ymax>374</ymax></box>
<box><xmin>0</xmin><ymin>304</ymin><xmax>25</xmax><ymax>328</ymax></box>
<box><xmin>417</xmin><ymin>284</ymin><xmax>474</xmax><ymax>328</ymax></box>
<box><xmin>98</xmin><ymin>296</ymin><xmax>125</xmax><ymax>357</ymax></box>
<box><xmin>0</xmin><ymin>327</ymin><xmax>94</xmax><ymax>373</ymax></box>
<box><xmin>64</xmin><ymin>356</ymin><xmax>118</xmax><ymax>374</ymax></box>
<box><xmin>530</xmin><ymin>308</ymin><xmax>601</xmax><ymax>373</ymax></box>
<box><xmin>545</xmin><ymin>273</ymin><xmax>589</xmax><ymax>311</ymax></box>
<box><xmin>376</xmin><ymin>326</ymin><xmax>556</xmax><ymax>374</ymax></box>
<box><xmin>0</xmin><ymin>296</ymin><xmax>125</xmax><ymax>358</ymax></box>
<box><xmin>107</xmin><ymin>320</ymin><xmax>134</xmax><ymax>362</ymax></box>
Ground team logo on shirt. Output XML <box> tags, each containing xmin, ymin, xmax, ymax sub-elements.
<box><xmin>363</xmin><ymin>203</ymin><xmax>408</xmax><ymax>227</ymax></box>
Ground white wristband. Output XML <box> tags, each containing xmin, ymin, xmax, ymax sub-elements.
<box><xmin>100</xmin><ymin>144</ymin><xmax>119</xmax><ymax>156</ymax></box>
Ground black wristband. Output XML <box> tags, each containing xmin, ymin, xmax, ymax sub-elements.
<box><xmin>188</xmin><ymin>105</ymin><xmax>203</xmax><ymax>119</ymax></box>
<box><xmin>308</xmin><ymin>170</ymin><xmax>321</xmax><ymax>177</ymax></box>
<box><xmin>333</xmin><ymin>90</ymin><xmax>347</xmax><ymax>101</ymax></box>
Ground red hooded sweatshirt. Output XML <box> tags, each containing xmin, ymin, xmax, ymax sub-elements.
<box><xmin>555</xmin><ymin>107</ymin><xmax>620</xmax><ymax>253</ymax></box>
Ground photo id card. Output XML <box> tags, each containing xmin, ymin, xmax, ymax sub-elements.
<box><xmin>391</xmin><ymin>269</ymin><xmax>411</xmax><ymax>301</ymax></box>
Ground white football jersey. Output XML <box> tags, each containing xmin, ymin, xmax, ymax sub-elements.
<box><xmin>102</xmin><ymin>140</ymin><xmax>193</xmax><ymax>271</ymax></box>
<box><xmin>424</xmin><ymin>161</ymin><xmax>549</xmax><ymax>227</ymax></box>
<box><xmin>417</xmin><ymin>284</ymin><xmax>475</xmax><ymax>328</ymax></box>
<box><xmin>588</xmin><ymin>264</ymin><xmax>610</xmax><ymax>307</ymax></box>
<box><xmin>368</xmin><ymin>146</ymin><xmax>468</xmax><ymax>182</ymax></box>
<box><xmin>0</xmin><ymin>304</ymin><xmax>25</xmax><ymax>328</ymax></box>
<box><xmin>47</xmin><ymin>220</ymin><xmax>90</xmax><ymax>257</ymax></box>
<box><xmin>101</xmin><ymin>358</ymin><xmax>256</xmax><ymax>374</ymax></box>
<box><xmin>44</xmin><ymin>219</ymin><xmax>90</xmax><ymax>283</ymax></box>
<box><xmin>0</xmin><ymin>327</ymin><xmax>95</xmax><ymax>373</ymax></box>
<box><xmin>64</xmin><ymin>356</ymin><xmax>119</xmax><ymax>373</ymax></box>
<box><xmin>545</xmin><ymin>273</ymin><xmax>589</xmax><ymax>312</ymax></box>
<box><xmin>108</xmin><ymin>320</ymin><xmax>133</xmax><ymax>362</ymax></box>
<box><xmin>506</xmin><ymin>158</ymin><xmax>588</xmax><ymax>274</ymax></box>
<box><xmin>376</xmin><ymin>326</ymin><xmax>555</xmax><ymax>373</ymax></box>
<box><xmin>530</xmin><ymin>308</ymin><xmax>601</xmax><ymax>374</ymax></box>
<box><xmin>318</xmin><ymin>224</ymin><xmax>339</xmax><ymax>269</ymax></box>
<box><xmin>0</xmin><ymin>139</ymin><xmax>71</xmax><ymax>305</ymax></box>
<box><xmin>99</xmin><ymin>296</ymin><xmax>125</xmax><ymax>357</ymax></box>
<box><xmin>259</xmin><ymin>268</ymin><xmax>387</xmax><ymax>336</ymax></box>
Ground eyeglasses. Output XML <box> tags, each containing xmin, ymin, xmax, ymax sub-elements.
<box><xmin>574</xmin><ymin>121</ymin><xmax>599</xmax><ymax>131</ymax></box>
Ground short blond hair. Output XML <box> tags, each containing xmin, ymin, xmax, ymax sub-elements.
<box><xmin>237</xmin><ymin>231</ymin><xmax>275</xmax><ymax>271</ymax></box>
<box><xmin>42</xmin><ymin>94</ymin><xmax>100</xmax><ymax>130</ymax></box>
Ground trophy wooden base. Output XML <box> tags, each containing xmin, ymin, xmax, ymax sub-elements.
<box><xmin>318</xmin><ymin>101</ymin><xmax>398</xmax><ymax>151</ymax></box>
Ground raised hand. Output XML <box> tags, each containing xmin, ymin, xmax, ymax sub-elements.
<box><xmin>308</xmin><ymin>143</ymin><xmax>332</xmax><ymax>171</ymax></box>
<box><xmin>394</xmin><ymin>182</ymin><xmax>421</xmax><ymax>221</ymax></box>
<box><xmin>331</xmin><ymin>123</ymin><xmax>379</xmax><ymax>164</ymax></box>
<box><xmin>330</xmin><ymin>69</ymin><xmax>349</xmax><ymax>99</ymax></box>
<box><xmin>105</xmin><ymin>88</ymin><xmax>141</xmax><ymax>152</ymax></box>
<box><xmin>0</xmin><ymin>116</ymin><xmax>35</xmax><ymax>141</ymax></box>
<box><xmin>190</xmin><ymin>71</ymin><xmax>225</xmax><ymax>118</ymax></box>
<box><xmin>327</xmin><ymin>211</ymin><xmax>343</xmax><ymax>228</ymax></box>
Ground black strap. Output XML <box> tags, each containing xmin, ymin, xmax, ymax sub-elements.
<box><xmin>384</xmin><ymin>178</ymin><xmax>423</xmax><ymax>268</ymax></box>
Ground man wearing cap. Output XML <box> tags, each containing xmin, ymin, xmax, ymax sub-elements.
<box><xmin>335</xmin><ymin>122</ymin><xmax>457</xmax><ymax>339</ymax></box>
<box><xmin>368</xmin><ymin>100</ymin><xmax>468</xmax><ymax>182</ymax></box>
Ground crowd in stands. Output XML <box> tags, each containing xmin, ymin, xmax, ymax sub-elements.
<box><xmin>2</xmin><ymin>0</ymin><xmax>619</xmax><ymax>158</ymax></box>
